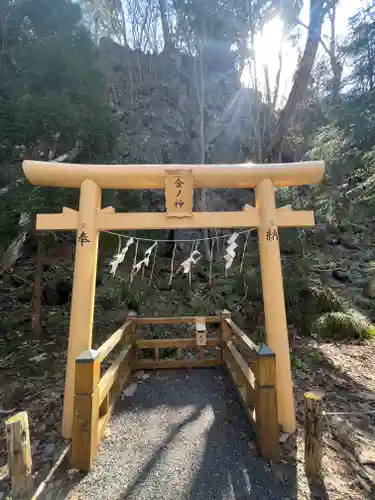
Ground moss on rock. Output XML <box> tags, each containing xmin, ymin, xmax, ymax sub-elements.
<box><xmin>312</xmin><ymin>311</ymin><xmax>375</xmax><ymax>339</ymax></box>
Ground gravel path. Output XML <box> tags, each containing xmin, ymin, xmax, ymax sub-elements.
<box><xmin>57</xmin><ymin>368</ymin><xmax>297</xmax><ymax>499</ymax></box>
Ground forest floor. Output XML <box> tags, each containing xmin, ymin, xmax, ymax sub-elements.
<box><xmin>1</xmin><ymin>233</ymin><xmax>375</xmax><ymax>499</ymax></box>
<box><xmin>0</xmin><ymin>311</ymin><xmax>374</xmax><ymax>499</ymax></box>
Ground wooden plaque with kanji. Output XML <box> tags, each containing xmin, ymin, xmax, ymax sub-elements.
<box><xmin>165</xmin><ymin>169</ymin><xmax>193</xmax><ymax>217</ymax></box>
<box><xmin>195</xmin><ymin>317</ymin><xmax>207</xmax><ymax>346</ymax></box>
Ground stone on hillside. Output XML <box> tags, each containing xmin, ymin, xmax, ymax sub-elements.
<box><xmin>115</xmin><ymin>311</ymin><xmax>128</xmax><ymax>324</ymax></box>
<box><xmin>363</xmin><ymin>279</ymin><xmax>375</xmax><ymax>298</ymax></box>
<box><xmin>327</xmin><ymin>237</ymin><xmax>340</xmax><ymax>246</ymax></box>
<box><xmin>332</xmin><ymin>269</ymin><xmax>350</xmax><ymax>282</ymax></box>
<box><xmin>55</xmin><ymin>280</ymin><xmax>72</xmax><ymax>302</ymax></box>
<box><xmin>18</xmin><ymin>288</ymin><xmax>33</xmax><ymax>303</ymax></box>
<box><xmin>43</xmin><ymin>281</ymin><xmax>72</xmax><ymax>306</ymax></box>
<box><xmin>340</xmin><ymin>236</ymin><xmax>359</xmax><ymax>250</ymax></box>
<box><xmin>43</xmin><ymin>285</ymin><xmax>60</xmax><ymax>306</ymax></box>
<box><xmin>311</xmin><ymin>229</ymin><xmax>328</xmax><ymax>247</ymax></box>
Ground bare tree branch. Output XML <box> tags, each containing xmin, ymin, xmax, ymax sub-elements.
<box><xmin>53</xmin><ymin>140</ymin><xmax>83</xmax><ymax>163</ymax></box>
<box><xmin>296</xmin><ymin>18</ymin><xmax>331</xmax><ymax>56</ymax></box>
<box><xmin>273</xmin><ymin>48</ymin><xmax>283</xmax><ymax>110</ymax></box>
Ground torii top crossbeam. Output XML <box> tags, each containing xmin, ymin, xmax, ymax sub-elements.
<box><xmin>23</xmin><ymin>160</ymin><xmax>324</xmax><ymax>189</ymax></box>
<box><xmin>23</xmin><ymin>159</ymin><xmax>325</xmax><ymax>441</ymax></box>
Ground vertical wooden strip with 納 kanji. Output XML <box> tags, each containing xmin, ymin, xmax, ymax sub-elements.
<box><xmin>256</xmin><ymin>178</ymin><xmax>296</xmax><ymax>434</ymax></box>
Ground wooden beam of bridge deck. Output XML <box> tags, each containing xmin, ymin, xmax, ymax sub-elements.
<box><xmin>36</xmin><ymin>208</ymin><xmax>315</xmax><ymax>231</ymax></box>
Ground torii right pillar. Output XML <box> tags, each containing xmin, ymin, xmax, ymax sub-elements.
<box><xmin>256</xmin><ymin>178</ymin><xmax>296</xmax><ymax>434</ymax></box>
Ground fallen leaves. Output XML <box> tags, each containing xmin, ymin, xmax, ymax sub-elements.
<box><xmin>292</xmin><ymin>338</ymin><xmax>375</xmax><ymax>499</ymax></box>
<box><xmin>29</xmin><ymin>353</ymin><xmax>49</xmax><ymax>363</ymax></box>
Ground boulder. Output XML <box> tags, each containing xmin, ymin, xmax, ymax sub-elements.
<box><xmin>43</xmin><ymin>280</ymin><xmax>72</xmax><ymax>306</ymax></box>
<box><xmin>332</xmin><ymin>269</ymin><xmax>350</xmax><ymax>283</ymax></box>
<box><xmin>340</xmin><ymin>236</ymin><xmax>358</xmax><ymax>250</ymax></box>
<box><xmin>55</xmin><ymin>280</ymin><xmax>72</xmax><ymax>304</ymax></box>
<box><xmin>363</xmin><ymin>279</ymin><xmax>375</xmax><ymax>298</ymax></box>
<box><xmin>43</xmin><ymin>285</ymin><xmax>60</xmax><ymax>306</ymax></box>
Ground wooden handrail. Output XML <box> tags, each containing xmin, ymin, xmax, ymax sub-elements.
<box><xmin>134</xmin><ymin>359</ymin><xmax>221</xmax><ymax>370</ymax></box>
<box><xmin>98</xmin><ymin>344</ymin><xmax>132</xmax><ymax>405</ymax></box>
<box><xmin>225</xmin><ymin>341</ymin><xmax>255</xmax><ymax>388</ymax></box>
<box><xmin>223</xmin><ymin>341</ymin><xmax>256</xmax><ymax>416</ymax></box>
<box><xmin>220</xmin><ymin>317</ymin><xmax>280</xmax><ymax>462</ymax></box>
<box><xmin>97</xmin><ymin>320</ymin><xmax>133</xmax><ymax>362</ymax></box>
<box><xmin>135</xmin><ymin>315</ymin><xmax>220</xmax><ymax>325</ymax></box>
<box><xmin>136</xmin><ymin>338</ymin><xmax>220</xmax><ymax>349</ymax></box>
<box><xmin>225</xmin><ymin>318</ymin><xmax>258</xmax><ymax>356</ymax></box>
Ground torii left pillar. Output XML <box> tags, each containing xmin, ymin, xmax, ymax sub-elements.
<box><xmin>62</xmin><ymin>180</ymin><xmax>101</xmax><ymax>438</ymax></box>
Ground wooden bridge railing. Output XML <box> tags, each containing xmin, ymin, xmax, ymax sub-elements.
<box><xmin>71</xmin><ymin>311</ymin><xmax>279</xmax><ymax>471</ymax></box>
<box><xmin>221</xmin><ymin>313</ymin><xmax>280</xmax><ymax>461</ymax></box>
<box><xmin>133</xmin><ymin>315</ymin><xmax>222</xmax><ymax>369</ymax></box>
<box><xmin>71</xmin><ymin>315</ymin><xmax>136</xmax><ymax>471</ymax></box>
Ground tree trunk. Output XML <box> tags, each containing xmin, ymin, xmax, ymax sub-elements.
<box><xmin>197</xmin><ymin>37</ymin><xmax>210</xmax><ymax>259</ymax></box>
<box><xmin>159</xmin><ymin>0</ymin><xmax>171</xmax><ymax>49</ymax></box>
<box><xmin>328</xmin><ymin>2</ymin><xmax>342</xmax><ymax>102</ymax></box>
<box><xmin>119</xmin><ymin>2</ymin><xmax>128</xmax><ymax>46</ymax></box>
<box><xmin>366</xmin><ymin>23</ymin><xmax>374</xmax><ymax>91</ymax></box>
<box><xmin>273</xmin><ymin>49</ymin><xmax>283</xmax><ymax>110</ymax></box>
<box><xmin>31</xmin><ymin>235</ymin><xmax>44</xmax><ymax>340</ymax></box>
<box><xmin>264</xmin><ymin>65</ymin><xmax>272</xmax><ymax>106</ymax></box>
<box><xmin>267</xmin><ymin>0</ymin><xmax>326</xmax><ymax>161</ymax></box>
<box><xmin>165</xmin><ymin>229</ymin><xmax>175</xmax><ymax>257</ymax></box>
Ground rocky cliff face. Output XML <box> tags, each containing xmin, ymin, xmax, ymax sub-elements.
<box><xmin>96</xmin><ymin>38</ymin><xmax>266</xmax><ymax>212</ymax></box>
<box><xmin>98</xmin><ymin>38</ymin><xmax>265</xmax><ymax>163</ymax></box>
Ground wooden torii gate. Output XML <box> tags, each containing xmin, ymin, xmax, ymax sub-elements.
<box><xmin>23</xmin><ymin>160</ymin><xmax>324</xmax><ymax>439</ymax></box>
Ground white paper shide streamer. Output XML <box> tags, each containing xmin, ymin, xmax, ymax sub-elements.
<box><xmin>132</xmin><ymin>242</ymin><xmax>158</xmax><ymax>276</ymax></box>
<box><xmin>110</xmin><ymin>237</ymin><xmax>134</xmax><ymax>276</ymax></box>
<box><xmin>180</xmin><ymin>249</ymin><xmax>201</xmax><ymax>274</ymax></box>
<box><xmin>224</xmin><ymin>232</ymin><xmax>239</xmax><ymax>270</ymax></box>
<box><xmin>107</xmin><ymin>229</ymin><xmax>253</xmax><ymax>284</ymax></box>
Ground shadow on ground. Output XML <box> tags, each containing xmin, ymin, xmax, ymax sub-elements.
<box><xmin>293</xmin><ymin>339</ymin><xmax>375</xmax><ymax>498</ymax></box>
<box><xmin>42</xmin><ymin>368</ymin><xmax>298</xmax><ymax>500</ymax></box>
<box><xmin>4</xmin><ymin>342</ymin><xmax>374</xmax><ymax>499</ymax></box>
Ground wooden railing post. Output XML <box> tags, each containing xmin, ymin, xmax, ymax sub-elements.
<box><xmin>304</xmin><ymin>390</ymin><xmax>324</xmax><ymax>481</ymax></box>
<box><xmin>220</xmin><ymin>310</ymin><xmax>232</xmax><ymax>363</ymax></box>
<box><xmin>220</xmin><ymin>310</ymin><xmax>232</xmax><ymax>343</ymax></box>
<box><xmin>72</xmin><ymin>349</ymin><xmax>100</xmax><ymax>472</ymax></box>
<box><xmin>220</xmin><ymin>310</ymin><xmax>231</xmax><ymax>368</ymax></box>
<box><xmin>254</xmin><ymin>345</ymin><xmax>280</xmax><ymax>461</ymax></box>
<box><xmin>126</xmin><ymin>311</ymin><xmax>137</xmax><ymax>363</ymax></box>
<box><xmin>6</xmin><ymin>411</ymin><xmax>33</xmax><ymax>497</ymax></box>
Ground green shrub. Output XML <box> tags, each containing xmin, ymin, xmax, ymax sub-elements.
<box><xmin>311</xmin><ymin>285</ymin><xmax>346</xmax><ymax>313</ymax></box>
<box><xmin>313</xmin><ymin>311</ymin><xmax>375</xmax><ymax>339</ymax></box>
